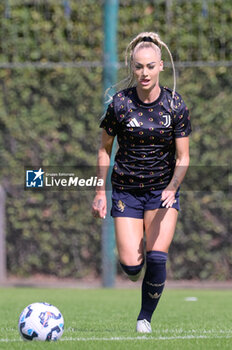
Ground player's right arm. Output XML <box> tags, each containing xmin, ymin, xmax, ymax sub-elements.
<box><xmin>92</xmin><ymin>129</ymin><xmax>115</xmax><ymax>219</ymax></box>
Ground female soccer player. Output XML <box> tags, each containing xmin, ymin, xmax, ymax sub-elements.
<box><xmin>92</xmin><ymin>32</ymin><xmax>191</xmax><ymax>333</ymax></box>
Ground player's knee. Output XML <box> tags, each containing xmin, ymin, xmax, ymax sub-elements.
<box><xmin>120</xmin><ymin>261</ymin><xmax>144</xmax><ymax>282</ymax></box>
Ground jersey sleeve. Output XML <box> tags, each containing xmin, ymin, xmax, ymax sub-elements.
<box><xmin>173</xmin><ymin>99</ymin><xmax>192</xmax><ymax>138</ymax></box>
<box><xmin>99</xmin><ymin>102</ymin><xmax>119</xmax><ymax>136</ymax></box>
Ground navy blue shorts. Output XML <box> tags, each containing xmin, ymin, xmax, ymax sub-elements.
<box><xmin>111</xmin><ymin>188</ymin><xmax>180</xmax><ymax>219</ymax></box>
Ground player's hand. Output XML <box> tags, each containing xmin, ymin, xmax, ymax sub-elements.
<box><xmin>92</xmin><ymin>192</ymin><xmax>107</xmax><ymax>219</ymax></box>
<box><xmin>160</xmin><ymin>186</ymin><xmax>177</xmax><ymax>209</ymax></box>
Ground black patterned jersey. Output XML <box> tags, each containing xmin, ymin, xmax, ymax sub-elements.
<box><xmin>100</xmin><ymin>86</ymin><xmax>192</xmax><ymax>191</ymax></box>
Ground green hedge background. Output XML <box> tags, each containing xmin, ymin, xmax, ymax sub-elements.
<box><xmin>0</xmin><ymin>0</ymin><xmax>231</xmax><ymax>280</ymax></box>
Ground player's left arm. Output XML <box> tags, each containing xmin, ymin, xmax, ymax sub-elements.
<box><xmin>161</xmin><ymin>137</ymin><xmax>190</xmax><ymax>208</ymax></box>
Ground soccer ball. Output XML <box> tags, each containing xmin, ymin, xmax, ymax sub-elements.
<box><xmin>18</xmin><ymin>302</ymin><xmax>64</xmax><ymax>341</ymax></box>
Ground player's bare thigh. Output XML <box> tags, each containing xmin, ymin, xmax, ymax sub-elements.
<box><xmin>144</xmin><ymin>208</ymin><xmax>178</xmax><ymax>253</ymax></box>
<box><xmin>114</xmin><ymin>217</ymin><xmax>144</xmax><ymax>265</ymax></box>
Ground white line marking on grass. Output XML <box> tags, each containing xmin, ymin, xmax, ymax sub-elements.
<box><xmin>0</xmin><ymin>339</ymin><xmax>21</xmax><ymax>342</ymax></box>
<box><xmin>1</xmin><ymin>334</ymin><xmax>232</xmax><ymax>342</ymax></box>
<box><xmin>184</xmin><ymin>297</ymin><xmax>198</xmax><ymax>301</ymax></box>
<box><xmin>61</xmin><ymin>335</ymin><xmax>232</xmax><ymax>341</ymax></box>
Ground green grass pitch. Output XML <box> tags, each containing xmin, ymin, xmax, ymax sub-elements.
<box><xmin>0</xmin><ymin>287</ymin><xmax>231</xmax><ymax>350</ymax></box>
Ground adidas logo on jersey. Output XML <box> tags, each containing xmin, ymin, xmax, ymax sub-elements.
<box><xmin>126</xmin><ymin>118</ymin><xmax>140</xmax><ymax>127</ymax></box>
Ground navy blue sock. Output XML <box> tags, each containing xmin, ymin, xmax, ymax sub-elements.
<box><xmin>120</xmin><ymin>261</ymin><xmax>144</xmax><ymax>281</ymax></box>
<box><xmin>137</xmin><ymin>251</ymin><xmax>168</xmax><ymax>322</ymax></box>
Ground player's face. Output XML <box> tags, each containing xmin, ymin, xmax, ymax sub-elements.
<box><xmin>133</xmin><ymin>47</ymin><xmax>163</xmax><ymax>92</ymax></box>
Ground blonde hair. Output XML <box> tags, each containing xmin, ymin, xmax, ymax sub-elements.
<box><xmin>104</xmin><ymin>32</ymin><xmax>176</xmax><ymax>109</ymax></box>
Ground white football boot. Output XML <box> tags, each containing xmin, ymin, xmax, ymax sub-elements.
<box><xmin>136</xmin><ymin>319</ymin><xmax>152</xmax><ymax>333</ymax></box>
